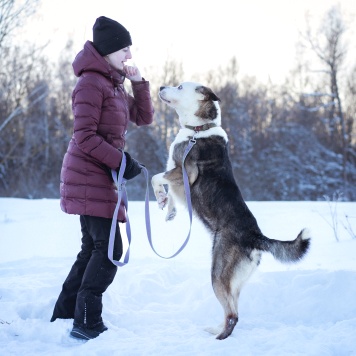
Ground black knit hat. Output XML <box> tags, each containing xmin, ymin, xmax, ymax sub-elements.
<box><xmin>93</xmin><ymin>16</ymin><xmax>132</xmax><ymax>56</ymax></box>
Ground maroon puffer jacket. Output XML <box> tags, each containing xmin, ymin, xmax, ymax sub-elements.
<box><xmin>60</xmin><ymin>41</ymin><xmax>154</xmax><ymax>221</ymax></box>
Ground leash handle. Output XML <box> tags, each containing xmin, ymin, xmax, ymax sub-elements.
<box><xmin>108</xmin><ymin>153</ymin><xmax>132</xmax><ymax>267</ymax></box>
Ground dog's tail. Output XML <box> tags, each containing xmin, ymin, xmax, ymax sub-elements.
<box><xmin>256</xmin><ymin>228</ymin><xmax>311</xmax><ymax>263</ymax></box>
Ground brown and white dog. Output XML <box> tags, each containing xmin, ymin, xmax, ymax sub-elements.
<box><xmin>151</xmin><ymin>82</ymin><xmax>310</xmax><ymax>340</ymax></box>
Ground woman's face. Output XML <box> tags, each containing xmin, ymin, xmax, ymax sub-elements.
<box><xmin>106</xmin><ymin>47</ymin><xmax>132</xmax><ymax>71</ymax></box>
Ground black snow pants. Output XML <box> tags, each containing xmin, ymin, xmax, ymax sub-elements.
<box><xmin>50</xmin><ymin>215</ymin><xmax>123</xmax><ymax>328</ymax></box>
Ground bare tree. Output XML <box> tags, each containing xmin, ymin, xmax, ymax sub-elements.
<box><xmin>303</xmin><ymin>5</ymin><xmax>350</xmax><ymax>191</ymax></box>
<box><xmin>0</xmin><ymin>44</ymin><xmax>51</xmax><ymax>196</ymax></box>
<box><xmin>346</xmin><ymin>64</ymin><xmax>356</xmax><ymax>165</ymax></box>
<box><xmin>0</xmin><ymin>0</ymin><xmax>40</xmax><ymax>49</ymax></box>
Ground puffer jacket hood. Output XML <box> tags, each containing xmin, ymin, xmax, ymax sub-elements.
<box><xmin>72</xmin><ymin>41</ymin><xmax>125</xmax><ymax>84</ymax></box>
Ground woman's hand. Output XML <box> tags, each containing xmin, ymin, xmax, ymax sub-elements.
<box><xmin>123</xmin><ymin>65</ymin><xmax>142</xmax><ymax>82</ymax></box>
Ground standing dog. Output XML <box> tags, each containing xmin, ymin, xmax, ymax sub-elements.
<box><xmin>151</xmin><ymin>82</ymin><xmax>310</xmax><ymax>340</ymax></box>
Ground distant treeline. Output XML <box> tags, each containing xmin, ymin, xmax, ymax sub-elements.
<box><xmin>0</xmin><ymin>2</ymin><xmax>355</xmax><ymax>201</ymax></box>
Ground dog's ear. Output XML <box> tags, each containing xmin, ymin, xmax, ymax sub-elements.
<box><xmin>196</xmin><ymin>86</ymin><xmax>221</xmax><ymax>102</ymax></box>
<box><xmin>195</xmin><ymin>86</ymin><xmax>220</xmax><ymax>120</ymax></box>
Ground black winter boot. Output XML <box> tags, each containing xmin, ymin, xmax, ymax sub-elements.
<box><xmin>71</xmin><ymin>292</ymin><xmax>107</xmax><ymax>340</ymax></box>
<box><xmin>70</xmin><ymin>323</ymin><xmax>108</xmax><ymax>340</ymax></box>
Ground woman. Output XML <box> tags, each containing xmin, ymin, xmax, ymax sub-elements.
<box><xmin>50</xmin><ymin>16</ymin><xmax>154</xmax><ymax>340</ymax></box>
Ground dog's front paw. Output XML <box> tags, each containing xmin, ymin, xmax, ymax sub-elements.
<box><xmin>165</xmin><ymin>207</ymin><xmax>177</xmax><ymax>221</ymax></box>
<box><xmin>156</xmin><ymin>191</ymin><xmax>168</xmax><ymax>209</ymax></box>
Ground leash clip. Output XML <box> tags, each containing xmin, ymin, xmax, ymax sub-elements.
<box><xmin>190</xmin><ymin>133</ymin><xmax>198</xmax><ymax>144</ymax></box>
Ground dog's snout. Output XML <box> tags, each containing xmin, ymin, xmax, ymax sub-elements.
<box><xmin>160</xmin><ymin>86</ymin><xmax>166</xmax><ymax>91</ymax></box>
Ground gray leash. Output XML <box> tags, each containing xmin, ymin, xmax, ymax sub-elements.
<box><xmin>108</xmin><ymin>153</ymin><xmax>131</xmax><ymax>267</ymax></box>
<box><xmin>144</xmin><ymin>135</ymin><xmax>197</xmax><ymax>259</ymax></box>
<box><xmin>108</xmin><ymin>136</ymin><xmax>197</xmax><ymax>266</ymax></box>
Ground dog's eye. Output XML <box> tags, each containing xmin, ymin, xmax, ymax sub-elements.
<box><xmin>178</xmin><ymin>85</ymin><xmax>183</xmax><ymax>90</ymax></box>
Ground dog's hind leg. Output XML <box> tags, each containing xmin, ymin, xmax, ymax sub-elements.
<box><xmin>210</xmin><ymin>274</ymin><xmax>238</xmax><ymax>339</ymax></box>
<box><xmin>208</xmin><ymin>243</ymin><xmax>260</xmax><ymax>340</ymax></box>
<box><xmin>206</xmin><ymin>243</ymin><xmax>239</xmax><ymax>340</ymax></box>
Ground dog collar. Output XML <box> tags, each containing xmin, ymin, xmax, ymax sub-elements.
<box><xmin>185</xmin><ymin>123</ymin><xmax>217</xmax><ymax>132</ymax></box>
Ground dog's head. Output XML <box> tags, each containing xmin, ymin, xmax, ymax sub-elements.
<box><xmin>158</xmin><ymin>82</ymin><xmax>221</xmax><ymax>128</ymax></box>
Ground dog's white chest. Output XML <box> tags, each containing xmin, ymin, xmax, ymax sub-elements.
<box><xmin>166</xmin><ymin>130</ymin><xmax>190</xmax><ymax>170</ymax></box>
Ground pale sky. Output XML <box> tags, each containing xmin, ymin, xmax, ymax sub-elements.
<box><xmin>17</xmin><ymin>0</ymin><xmax>356</xmax><ymax>84</ymax></box>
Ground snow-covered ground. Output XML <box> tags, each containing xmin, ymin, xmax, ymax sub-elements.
<box><xmin>1</xmin><ymin>198</ymin><xmax>355</xmax><ymax>355</ymax></box>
